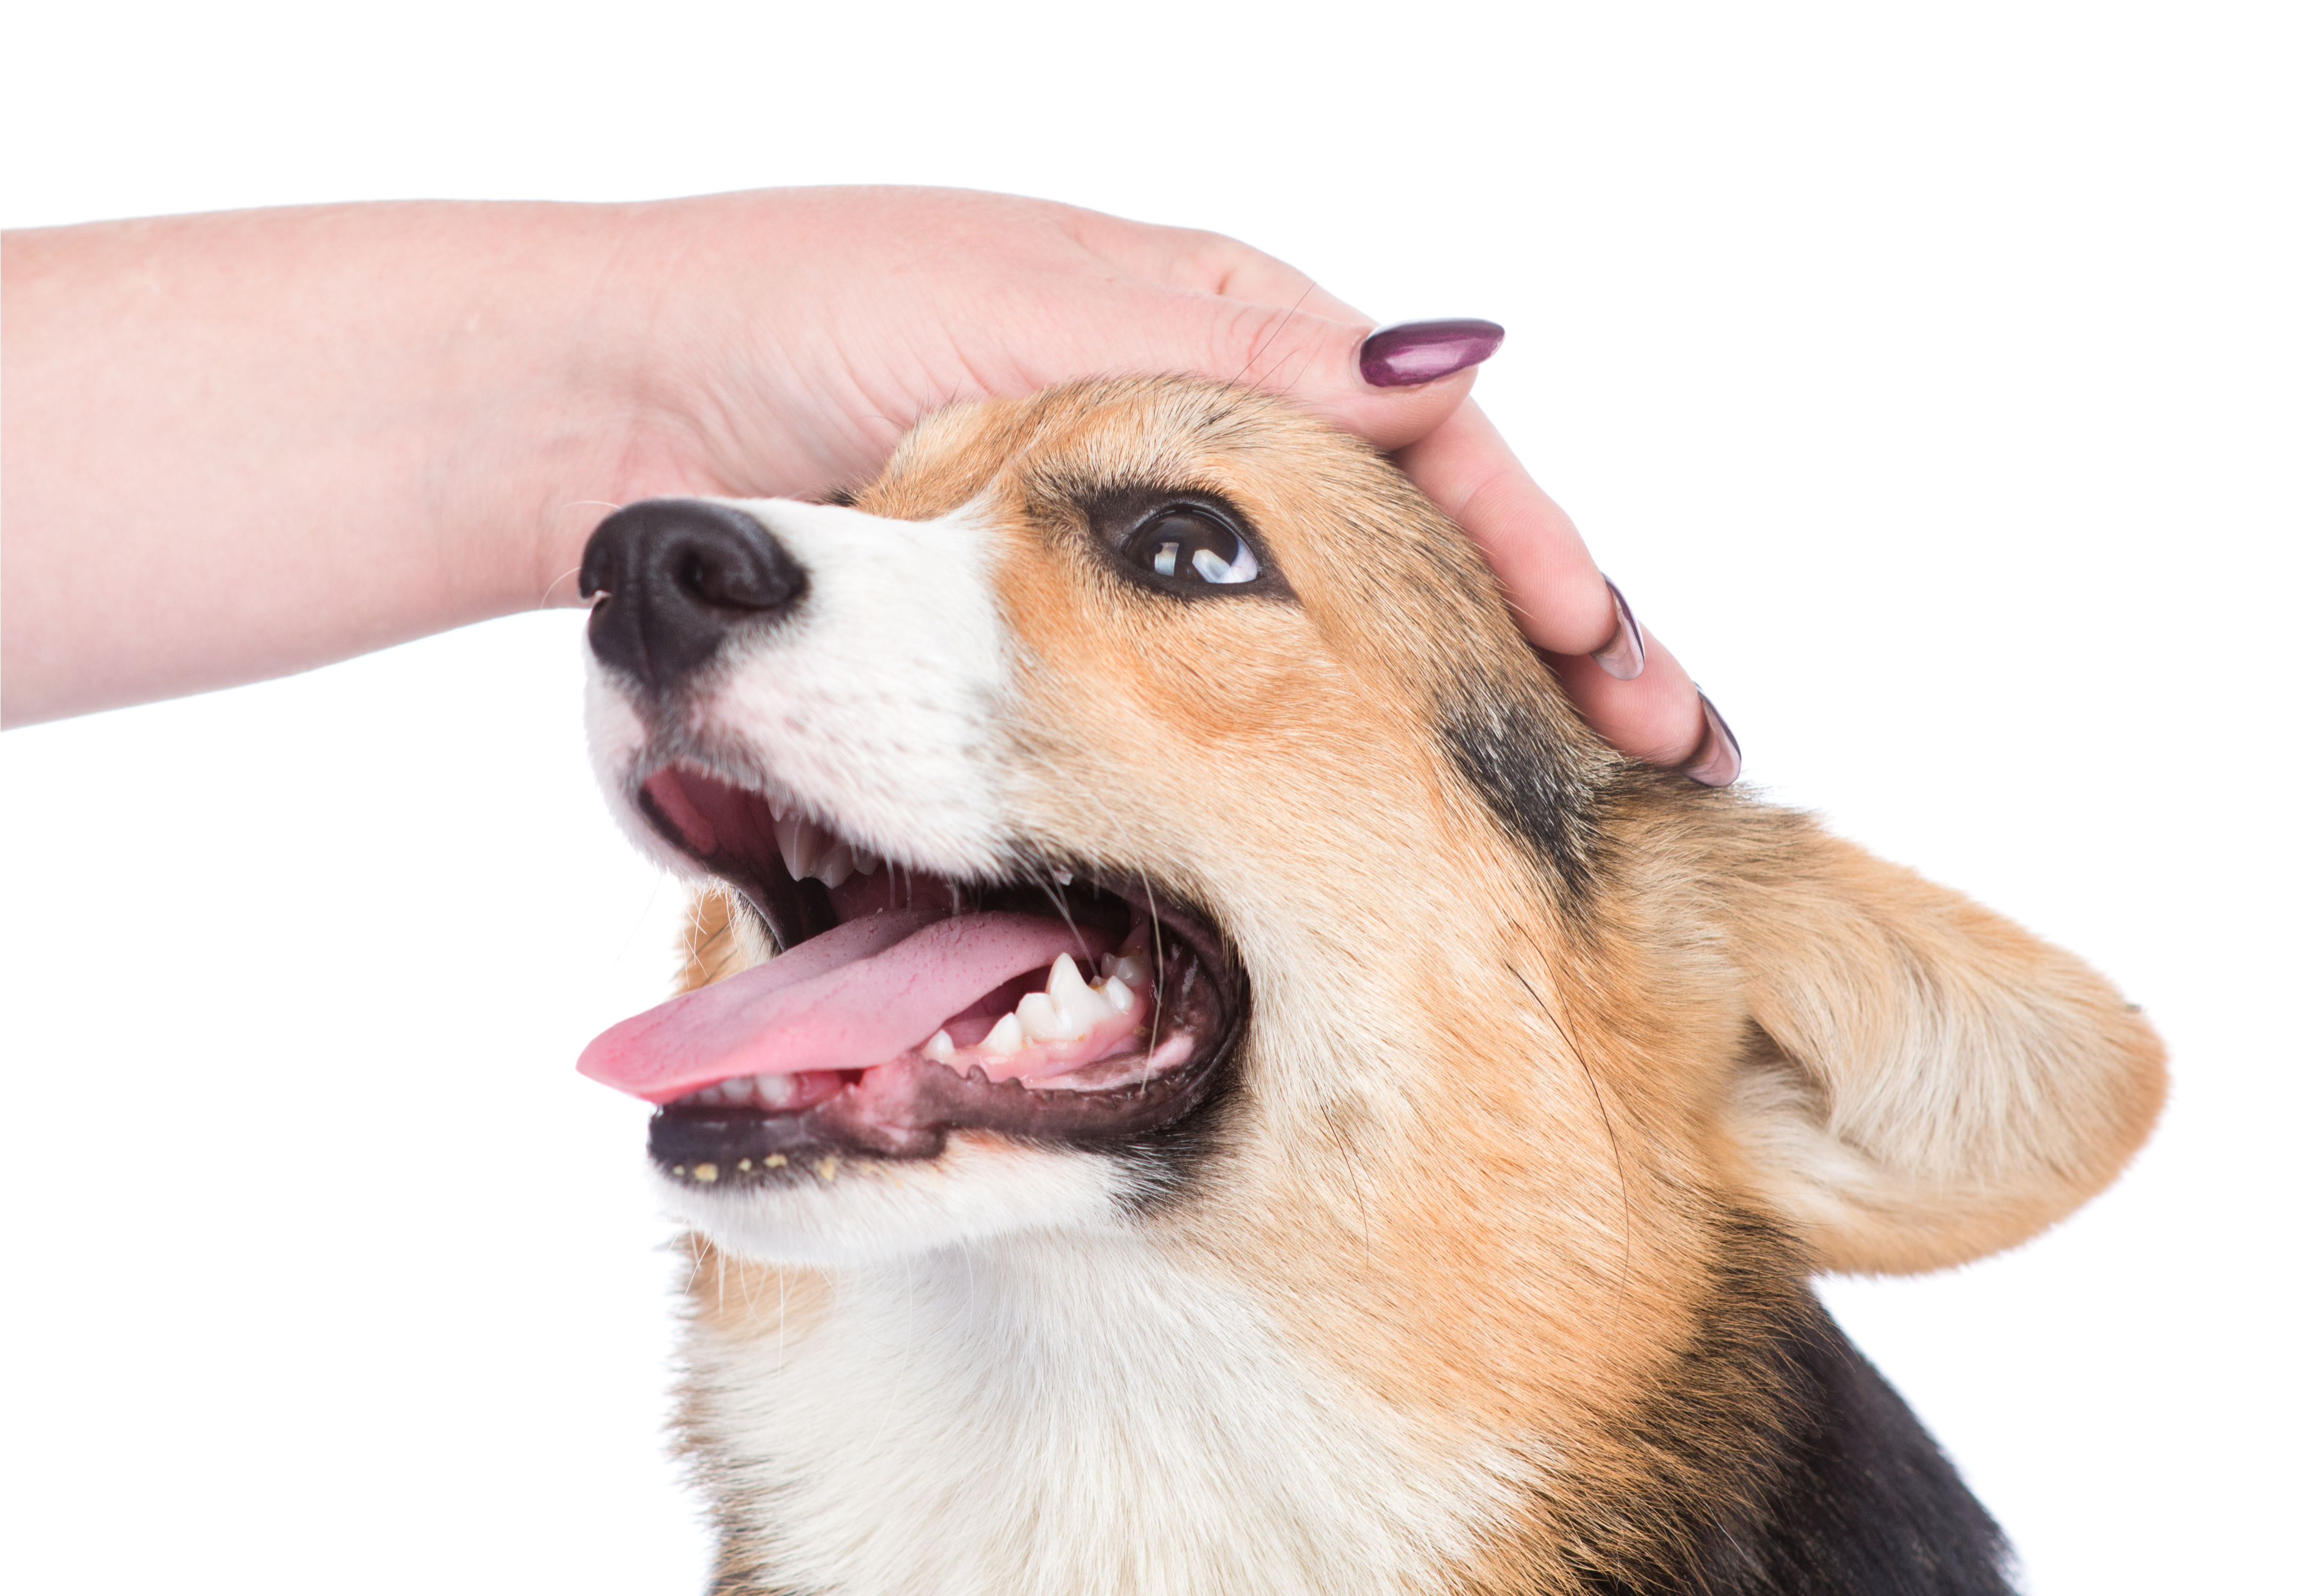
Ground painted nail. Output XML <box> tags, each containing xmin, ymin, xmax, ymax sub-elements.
<box><xmin>1685</xmin><ymin>690</ymin><xmax>1743</xmax><ymax>787</ymax></box>
<box><xmin>1591</xmin><ymin>581</ymin><xmax>1646</xmax><ymax>681</ymax></box>
<box><xmin>1358</xmin><ymin>319</ymin><xmax>1506</xmax><ymax>387</ymax></box>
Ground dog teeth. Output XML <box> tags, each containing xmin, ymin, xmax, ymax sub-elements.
<box><xmin>672</xmin><ymin>1072</ymin><xmax>803</xmax><ymax>1111</ymax></box>
<box><xmin>774</xmin><ymin>808</ymin><xmax>864</xmax><ymax>887</ymax></box>
<box><xmin>1015</xmin><ymin>992</ymin><xmax>1069</xmax><ymax>1042</ymax></box>
<box><xmin>1054</xmin><ymin>953</ymin><xmax>1118</xmax><ymax>1032</ymax></box>
<box><xmin>812</xmin><ymin>841</ymin><xmax>857</xmax><ymax>889</ymax></box>
<box><xmin>1014</xmin><ymin>955</ymin><xmax>1123</xmax><ymax>1043</ymax></box>
<box><xmin>774</xmin><ymin>810</ymin><xmax>817</xmax><ymax>882</ymax></box>
<box><xmin>909</xmin><ymin>953</ymin><xmax>1154</xmax><ymax>1072</ymax></box>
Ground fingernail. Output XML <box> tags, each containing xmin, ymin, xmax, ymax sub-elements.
<box><xmin>1685</xmin><ymin>690</ymin><xmax>1743</xmax><ymax>787</ymax></box>
<box><xmin>1591</xmin><ymin>581</ymin><xmax>1646</xmax><ymax>681</ymax></box>
<box><xmin>1358</xmin><ymin>318</ymin><xmax>1506</xmax><ymax>387</ymax></box>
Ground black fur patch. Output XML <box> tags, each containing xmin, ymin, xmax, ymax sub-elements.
<box><xmin>1103</xmin><ymin>1026</ymin><xmax>1248</xmax><ymax>1216</ymax></box>
<box><xmin>1091</xmin><ymin>903</ymin><xmax>1251</xmax><ymax>1217</ymax></box>
<box><xmin>1710</xmin><ymin>1307</ymin><xmax>2017</xmax><ymax>1595</ymax></box>
<box><xmin>1439</xmin><ymin>686</ymin><xmax>1604</xmax><ymax>899</ymax></box>
<box><xmin>1565</xmin><ymin>1220</ymin><xmax>2015</xmax><ymax>1596</ymax></box>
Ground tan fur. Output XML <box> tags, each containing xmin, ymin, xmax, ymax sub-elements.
<box><xmin>659</xmin><ymin>378</ymin><xmax>2165</xmax><ymax>1591</ymax></box>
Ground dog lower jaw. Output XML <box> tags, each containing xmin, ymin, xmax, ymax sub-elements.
<box><xmin>651</xmin><ymin>1030</ymin><xmax>1214</xmax><ymax>1170</ymax></box>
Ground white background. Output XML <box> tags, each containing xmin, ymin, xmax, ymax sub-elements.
<box><xmin>3</xmin><ymin>2</ymin><xmax>2315</xmax><ymax>1591</ymax></box>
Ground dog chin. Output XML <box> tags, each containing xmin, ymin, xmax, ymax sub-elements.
<box><xmin>656</xmin><ymin>1138</ymin><xmax>1135</xmax><ymax>1267</ymax></box>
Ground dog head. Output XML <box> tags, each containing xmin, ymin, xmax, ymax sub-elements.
<box><xmin>576</xmin><ymin>377</ymin><xmax>2164</xmax><ymax>1296</ymax></box>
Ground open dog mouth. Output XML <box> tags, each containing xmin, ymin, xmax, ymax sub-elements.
<box><xmin>578</xmin><ymin>764</ymin><xmax>1245</xmax><ymax>1187</ymax></box>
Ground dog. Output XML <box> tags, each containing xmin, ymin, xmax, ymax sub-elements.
<box><xmin>573</xmin><ymin>377</ymin><xmax>2165</xmax><ymax>1595</ymax></box>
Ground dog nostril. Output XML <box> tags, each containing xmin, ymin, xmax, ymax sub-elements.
<box><xmin>579</xmin><ymin>498</ymin><xmax>807</xmax><ymax>694</ymax></box>
<box><xmin>671</xmin><ymin>532</ymin><xmax>797</xmax><ymax>614</ymax></box>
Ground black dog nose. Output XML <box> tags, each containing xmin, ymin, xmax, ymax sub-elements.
<box><xmin>579</xmin><ymin>499</ymin><xmax>806</xmax><ymax>693</ymax></box>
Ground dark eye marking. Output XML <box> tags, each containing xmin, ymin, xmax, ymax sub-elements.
<box><xmin>1078</xmin><ymin>486</ymin><xmax>1291</xmax><ymax>602</ymax></box>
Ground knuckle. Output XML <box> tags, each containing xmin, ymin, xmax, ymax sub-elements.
<box><xmin>1213</xmin><ymin>302</ymin><xmax>1337</xmax><ymax>389</ymax></box>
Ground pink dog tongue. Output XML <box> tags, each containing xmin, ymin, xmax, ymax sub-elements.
<box><xmin>578</xmin><ymin>909</ymin><xmax>1100</xmax><ymax>1103</ymax></box>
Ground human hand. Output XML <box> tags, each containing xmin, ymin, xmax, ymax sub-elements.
<box><xmin>591</xmin><ymin>188</ymin><xmax>1734</xmax><ymax>781</ymax></box>
<box><xmin>4</xmin><ymin>186</ymin><xmax>1732</xmax><ymax>778</ymax></box>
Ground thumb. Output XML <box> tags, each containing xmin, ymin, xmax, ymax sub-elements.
<box><xmin>1055</xmin><ymin>211</ymin><xmax>1500</xmax><ymax>450</ymax></box>
<box><xmin>1115</xmin><ymin>290</ymin><xmax>1502</xmax><ymax>453</ymax></box>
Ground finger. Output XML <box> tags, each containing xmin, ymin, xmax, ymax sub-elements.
<box><xmin>1398</xmin><ymin>402</ymin><xmax>1731</xmax><ymax>777</ymax></box>
<box><xmin>1069</xmin><ymin>213</ymin><xmax>1374</xmax><ymax>322</ymax></box>
<box><xmin>1392</xmin><ymin>400</ymin><xmax>1615</xmax><ymax>655</ymax></box>
<box><xmin>1040</xmin><ymin>210</ymin><xmax>1502</xmax><ymax>453</ymax></box>
<box><xmin>1216</xmin><ymin>302</ymin><xmax>1490</xmax><ymax>451</ymax></box>
<box><xmin>1547</xmin><ymin>630</ymin><xmax>1722</xmax><ymax>774</ymax></box>
<box><xmin>1015</xmin><ymin>283</ymin><xmax>1488</xmax><ymax>454</ymax></box>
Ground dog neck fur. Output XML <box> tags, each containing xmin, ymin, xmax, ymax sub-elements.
<box><xmin>680</xmin><ymin>1228</ymin><xmax>1524</xmax><ymax>1596</ymax></box>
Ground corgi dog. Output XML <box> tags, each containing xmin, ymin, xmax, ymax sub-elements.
<box><xmin>574</xmin><ymin>378</ymin><xmax>2164</xmax><ymax>1596</ymax></box>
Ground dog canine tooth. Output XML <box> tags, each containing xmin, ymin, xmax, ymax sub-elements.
<box><xmin>1045</xmin><ymin>954</ymin><xmax>1116</xmax><ymax>1034</ymax></box>
<box><xmin>773</xmin><ymin>811</ymin><xmax>816</xmax><ymax>882</ymax></box>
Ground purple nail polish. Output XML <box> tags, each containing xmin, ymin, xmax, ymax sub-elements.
<box><xmin>1685</xmin><ymin>690</ymin><xmax>1743</xmax><ymax>788</ymax></box>
<box><xmin>1358</xmin><ymin>319</ymin><xmax>1505</xmax><ymax>387</ymax></box>
<box><xmin>1591</xmin><ymin>581</ymin><xmax>1646</xmax><ymax>681</ymax></box>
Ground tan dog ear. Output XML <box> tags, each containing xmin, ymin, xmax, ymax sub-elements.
<box><xmin>1704</xmin><ymin>813</ymin><xmax>2167</xmax><ymax>1274</ymax></box>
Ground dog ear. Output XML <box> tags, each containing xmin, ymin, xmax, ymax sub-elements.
<box><xmin>1699</xmin><ymin>812</ymin><xmax>2167</xmax><ymax>1274</ymax></box>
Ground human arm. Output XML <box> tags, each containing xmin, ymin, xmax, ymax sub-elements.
<box><xmin>0</xmin><ymin>186</ymin><xmax>1728</xmax><ymax>775</ymax></box>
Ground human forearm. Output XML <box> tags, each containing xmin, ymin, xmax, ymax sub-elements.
<box><xmin>2</xmin><ymin>201</ymin><xmax>646</xmax><ymax>724</ymax></box>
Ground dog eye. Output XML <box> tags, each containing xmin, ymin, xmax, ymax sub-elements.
<box><xmin>1123</xmin><ymin>510</ymin><xmax>1260</xmax><ymax>588</ymax></box>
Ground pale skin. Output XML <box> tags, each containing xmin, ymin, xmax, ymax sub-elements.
<box><xmin>2</xmin><ymin>186</ymin><xmax>1715</xmax><ymax>769</ymax></box>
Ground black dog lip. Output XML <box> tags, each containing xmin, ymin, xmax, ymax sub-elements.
<box><xmin>648</xmin><ymin>1046</ymin><xmax>1233</xmax><ymax>1179</ymax></box>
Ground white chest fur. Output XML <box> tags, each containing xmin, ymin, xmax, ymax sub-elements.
<box><xmin>684</xmin><ymin>1231</ymin><xmax>1512</xmax><ymax>1595</ymax></box>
